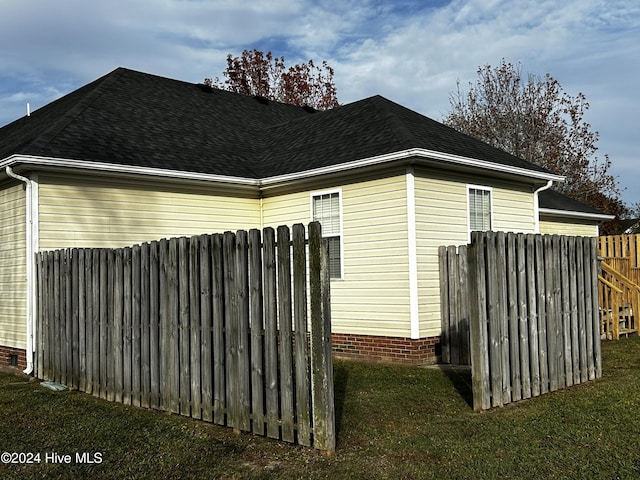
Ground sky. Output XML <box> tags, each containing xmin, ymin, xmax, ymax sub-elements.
<box><xmin>1</xmin><ymin>0</ymin><xmax>638</xmax><ymax>208</ymax></box>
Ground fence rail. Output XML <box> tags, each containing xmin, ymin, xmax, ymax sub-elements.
<box><xmin>440</xmin><ymin>232</ymin><xmax>602</xmax><ymax>411</ymax></box>
<box><xmin>34</xmin><ymin>222</ymin><xmax>335</xmax><ymax>451</ymax></box>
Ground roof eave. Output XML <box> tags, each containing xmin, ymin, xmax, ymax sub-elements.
<box><xmin>2</xmin><ymin>148</ymin><xmax>564</xmax><ymax>191</ymax></box>
<box><xmin>1</xmin><ymin>154</ymin><xmax>260</xmax><ymax>189</ymax></box>
<box><xmin>259</xmin><ymin>148</ymin><xmax>564</xmax><ymax>188</ymax></box>
<box><xmin>539</xmin><ymin>207</ymin><xmax>615</xmax><ymax>222</ymax></box>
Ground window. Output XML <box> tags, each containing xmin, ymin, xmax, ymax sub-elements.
<box><xmin>312</xmin><ymin>190</ymin><xmax>342</xmax><ymax>279</ymax></box>
<box><xmin>468</xmin><ymin>186</ymin><xmax>492</xmax><ymax>232</ymax></box>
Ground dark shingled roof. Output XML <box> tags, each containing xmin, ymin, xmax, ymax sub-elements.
<box><xmin>1</xmin><ymin>67</ymin><xmax>554</xmax><ymax>179</ymax></box>
<box><xmin>538</xmin><ymin>189</ymin><xmax>607</xmax><ymax>215</ymax></box>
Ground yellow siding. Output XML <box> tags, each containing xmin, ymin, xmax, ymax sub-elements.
<box><xmin>0</xmin><ymin>183</ymin><xmax>26</xmax><ymax>348</ymax></box>
<box><xmin>414</xmin><ymin>168</ymin><xmax>536</xmax><ymax>337</ymax></box>
<box><xmin>32</xmin><ymin>168</ymin><xmax>546</xmax><ymax>344</ymax></box>
<box><xmin>263</xmin><ymin>171</ymin><xmax>411</xmax><ymax>337</ymax></box>
<box><xmin>539</xmin><ymin>216</ymin><xmax>599</xmax><ymax>237</ymax></box>
<box><xmin>38</xmin><ymin>174</ymin><xmax>261</xmax><ymax>250</ymax></box>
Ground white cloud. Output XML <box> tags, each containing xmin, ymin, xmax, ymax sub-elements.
<box><xmin>1</xmin><ymin>0</ymin><xmax>638</xmax><ymax>205</ymax></box>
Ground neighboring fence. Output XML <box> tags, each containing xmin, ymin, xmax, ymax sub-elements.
<box><xmin>597</xmin><ymin>234</ymin><xmax>640</xmax><ymax>339</ymax></box>
<box><xmin>34</xmin><ymin>222</ymin><xmax>335</xmax><ymax>451</ymax></box>
<box><xmin>440</xmin><ymin>232</ymin><xmax>602</xmax><ymax>411</ymax></box>
<box><xmin>598</xmin><ymin>234</ymin><xmax>640</xmax><ymax>285</ymax></box>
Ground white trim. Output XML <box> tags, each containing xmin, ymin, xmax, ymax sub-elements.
<box><xmin>310</xmin><ymin>188</ymin><xmax>344</xmax><ymax>280</ymax></box>
<box><xmin>30</xmin><ymin>175</ymin><xmax>39</xmax><ymax>369</ymax></box>
<box><xmin>406</xmin><ymin>167</ymin><xmax>419</xmax><ymax>339</ymax></box>
<box><xmin>467</xmin><ymin>184</ymin><xmax>493</xmax><ymax>242</ymax></box>
<box><xmin>1</xmin><ymin>155</ymin><xmax>258</xmax><ymax>187</ymax></box>
<box><xmin>3</xmin><ymin>149</ymin><xmax>565</xmax><ymax>191</ymax></box>
<box><xmin>260</xmin><ymin>149</ymin><xmax>564</xmax><ymax>187</ymax></box>
<box><xmin>539</xmin><ymin>208</ymin><xmax>615</xmax><ymax>221</ymax></box>
<box><xmin>4</xmin><ymin>167</ymin><xmax>37</xmax><ymax>374</ymax></box>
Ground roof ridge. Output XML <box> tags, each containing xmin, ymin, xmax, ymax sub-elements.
<box><xmin>367</xmin><ymin>96</ymin><xmax>417</xmax><ymax>150</ymax></box>
<box><xmin>25</xmin><ymin>68</ymin><xmax>126</xmax><ymax>154</ymax></box>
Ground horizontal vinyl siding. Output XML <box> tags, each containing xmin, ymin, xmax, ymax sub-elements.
<box><xmin>38</xmin><ymin>174</ymin><xmax>261</xmax><ymax>250</ymax></box>
<box><xmin>414</xmin><ymin>168</ymin><xmax>536</xmax><ymax>337</ymax></box>
<box><xmin>263</xmin><ymin>171</ymin><xmax>411</xmax><ymax>337</ymax></box>
<box><xmin>539</xmin><ymin>216</ymin><xmax>599</xmax><ymax>237</ymax></box>
<box><xmin>0</xmin><ymin>183</ymin><xmax>26</xmax><ymax>348</ymax></box>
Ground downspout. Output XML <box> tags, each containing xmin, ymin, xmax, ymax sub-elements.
<box><xmin>533</xmin><ymin>180</ymin><xmax>554</xmax><ymax>234</ymax></box>
<box><xmin>5</xmin><ymin>166</ymin><xmax>35</xmax><ymax>375</ymax></box>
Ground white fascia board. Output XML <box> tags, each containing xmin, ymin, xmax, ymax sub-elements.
<box><xmin>259</xmin><ymin>148</ymin><xmax>565</xmax><ymax>187</ymax></box>
<box><xmin>1</xmin><ymin>155</ymin><xmax>259</xmax><ymax>187</ymax></box>
<box><xmin>539</xmin><ymin>208</ymin><xmax>615</xmax><ymax>221</ymax></box>
<box><xmin>3</xmin><ymin>148</ymin><xmax>564</xmax><ymax>189</ymax></box>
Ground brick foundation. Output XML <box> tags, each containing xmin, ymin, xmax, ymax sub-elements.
<box><xmin>0</xmin><ymin>337</ymin><xmax>440</xmax><ymax>372</ymax></box>
<box><xmin>0</xmin><ymin>345</ymin><xmax>27</xmax><ymax>371</ymax></box>
<box><xmin>332</xmin><ymin>333</ymin><xmax>440</xmax><ymax>365</ymax></box>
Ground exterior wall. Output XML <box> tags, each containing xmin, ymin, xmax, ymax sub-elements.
<box><xmin>3</xmin><ymin>168</ymin><xmax>547</xmax><ymax>366</ymax></box>
<box><xmin>38</xmin><ymin>173</ymin><xmax>261</xmax><ymax>250</ymax></box>
<box><xmin>0</xmin><ymin>182</ymin><xmax>26</xmax><ymax>350</ymax></box>
<box><xmin>539</xmin><ymin>215</ymin><xmax>600</xmax><ymax>237</ymax></box>
<box><xmin>414</xmin><ymin>167</ymin><xmax>536</xmax><ymax>338</ymax></box>
<box><xmin>262</xmin><ymin>169</ymin><xmax>412</xmax><ymax>338</ymax></box>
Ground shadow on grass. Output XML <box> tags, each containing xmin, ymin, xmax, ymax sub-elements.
<box><xmin>333</xmin><ymin>362</ymin><xmax>348</xmax><ymax>440</ymax></box>
<box><xmin>440</xmin><ymin>365</ymin><xmax>474</xmax><ymax>409</ymax></box>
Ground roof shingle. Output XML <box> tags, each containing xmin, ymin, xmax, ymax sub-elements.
<box><xmin>1</xmin><ymin>67</ymin><xmax>553</xmax><ymax>179</ymax></box>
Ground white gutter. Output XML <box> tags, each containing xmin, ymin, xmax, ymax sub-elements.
<box><xmin>4</xmin><ymin>149</ymin><xmax>565</xmax><ymax>192</ymax></box>
<box><xmin>1</xmin><ymin>155</ymin><xmax>258</xmax><ymax>187</ymax></box>
<box><xmin>539</xmin><ymin>208</ymin><xmax>615</xmax><ymax>221</ymax></box>
<box><xmin>533</xmin><ymin>180</ymin><xmax>554</xmax><ymax>234</ymax></box>
<box><xmin>5</xmin><ymin>166</ymin><xmax>36</xmax><ymax>375</ymax></box>
<box><xmin>260</xmin><ymin>148</ymin><xmax>565</xmax><ymax>187</ymax></box>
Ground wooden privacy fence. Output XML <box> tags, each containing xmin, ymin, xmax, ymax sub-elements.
<box><xmin>34</xmin><ymin>222</ymin><xmax>335</xmax><ymax>451</ymax></box>
<box><xmin>440</xmin><ymin>232</ymin><xmax>602</xmax><ymax>411</ymax></box>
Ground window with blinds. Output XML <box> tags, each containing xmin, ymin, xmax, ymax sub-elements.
<box><xmin>312</xmin><ymin>191</ymin><xmax>342</xmax><ymax>279</ymax></box>
<box><xmin>468</xmin><ymin>187</ymin><xmax>492</xmax><ymax>231</ymax></box>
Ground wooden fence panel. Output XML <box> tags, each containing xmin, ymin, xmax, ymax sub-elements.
<box><xmin>293</xmin><ymin>223</ymin><xmax>311</xmax><ymax>447</ymax></box>
<box><xmin>438</xmin><ymin>245</ymin><xmax>470</xmax><ymax>366</ymax></box>
<box><xmin>442</xmin><ymin>232</ymin><xmax>602</xmax><ymax>411</ymax></box>
<box><xmin>35</xmin><ymin>223</ymin><xmax>334</xmax><ymax>451</ymax></box>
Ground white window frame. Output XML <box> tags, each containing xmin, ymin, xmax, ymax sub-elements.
<box><xmin>310</xmin><ymin>188</ymin><xmax>344</xmax><ymax>280</ymax></box>
<box><xmin>467</xmin><ymin>184</ymin><xmax>493</xmax><ymax>241</ymax></box>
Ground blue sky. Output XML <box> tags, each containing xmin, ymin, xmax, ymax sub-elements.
<box><xmin>1</xmin><ymin>0</ymin><xmax>638</xmax><ymax>208</ymax></box>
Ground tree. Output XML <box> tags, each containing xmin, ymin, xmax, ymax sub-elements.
<box><xmin>443</xmin><ymin>60</ymin><xmax>622</xmax><ymax>216</ymax></box>
<box><xmin>205</xmin><ymin>49</ymin><xmax>339</xmax><ymax>110</ymax></box>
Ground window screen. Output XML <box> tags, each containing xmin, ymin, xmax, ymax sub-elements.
<box><xmin>469</xmin><ymin>188</ymin><xmax>492</xmax><ymax>231</ymax></box>
<box><xmin>312</xmin><ymin>192</ymin><xmax>342</xmax><ymax>278</ymax></box>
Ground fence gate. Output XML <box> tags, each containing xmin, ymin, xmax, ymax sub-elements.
<box><xmin>440</xmin><ymin>232</ymin><xmax>602</xmax><ymax>411</ymax></box>
<box><xmin>34</xmin><ymin>222</ymin><xmax>335</xmax><ymax>451</ymax></box>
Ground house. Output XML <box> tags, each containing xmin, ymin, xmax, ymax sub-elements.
<box><xmin>0</xmin><ymin>67</ymin><xmax>613</xmax><ymax>371</ymax></box>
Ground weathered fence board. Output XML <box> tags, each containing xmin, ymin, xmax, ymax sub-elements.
<box><xmin>34</xmin><ymin>222</ymin><xmax>335</xmax><ymax>451</ymax></box>
<box><xmin>440</xmin><ymin>232</ymin><xmax>602</xmax><ymax>411</ymax></box>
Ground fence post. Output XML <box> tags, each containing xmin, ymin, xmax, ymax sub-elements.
<box><xmin>293</xmin><ymin>223</ymin><xmax>311</xmax><ymax>447</ymax></box>
<box><xmin>277</xmin><ymin>225</ymin><xmax>295</xmax><ymax>442</ymax></box>
<box><xmin>262</xmin><ymin>227</ymin><xmax>280</xmax><ymax>439</ymax></box>
<box><xmin>309</xmin><ymin>221</ymin><xmax>335</xmax><ymax>452</ymax></box>
<box><xmin>468</xmin><ymin>232</ymin><xmax>490</xmax><ymax>411</ymax></box>
<box><xmin>248</xmin><ymin>229</ymin><xmax>265</xmax><ymax>435</ymax></box>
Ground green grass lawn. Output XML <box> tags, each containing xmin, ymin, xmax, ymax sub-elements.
<box><xmin>2</xmin><ymin>337</ymin><xmax>640</xmax><ymax>479</ymax></box>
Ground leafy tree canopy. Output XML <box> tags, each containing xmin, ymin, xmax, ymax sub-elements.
<box><xmin>206</xmin><ymin>49</ymin><xmax>339</xmax><ymax>110</ymax></box>
<box><xmin>443</xmin><ymin>60</ymin><xmax>625</xmax><ymax>226</ymax></box>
